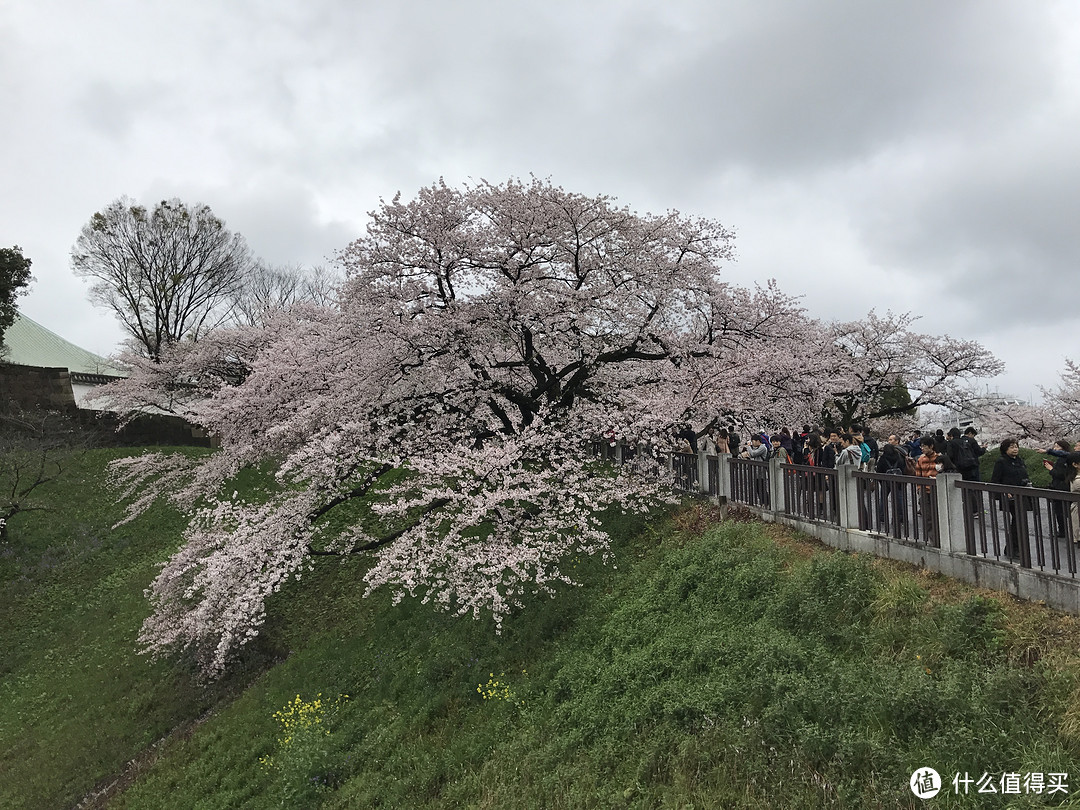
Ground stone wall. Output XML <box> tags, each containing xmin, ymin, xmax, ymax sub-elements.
<box><xmin>1</xmin><ymin>362</ymin><xmax>212</xmax><ymax>447</ymax></box>
<box><xmin>0</xmin><ymin>364</ymin><xmax>77</xmax><ymax>411</ymax></box>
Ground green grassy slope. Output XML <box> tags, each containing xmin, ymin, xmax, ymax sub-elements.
<box><xmin>0</xmin><ymin>447</ymin><xmax>265</xmax><ymax>810</ymax></box>
<box><xmin>3</xmin><ymin>451</ymin><xmax>1080</xmax><ymax>809</ymax></box>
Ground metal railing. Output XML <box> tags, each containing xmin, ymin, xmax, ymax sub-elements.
<box><xmin>730</xmin><ymin>458</ymin><xmax>771</xmax><ymax>507</ymax></box>
<box><xmin>672</xmin><ymin>452</ymin><xmax>699</xmax><ymax>493</ymax></box>
<box><xmin>853</xmin><ymin>470</ymin><xmax>939</xmax><ymax>547</ymax></box>
<box><xmin>956</xmin><ymin>481</ymin><xmax>1080</xmax><ymax>576</ymax></box>
<box><xmin>707</xmin><ymin>455</ymin><xmax>720</xmax><ymax>497</ymax></box>
<box><xmin>781</xmin><ymin>464</ymin><xmax>840</xmax><ymax>524</ymax></box>
<box><xmin>586</xmin><ymin>440</ymin><xmax>1080</xmax><ymax>615</ymax></box>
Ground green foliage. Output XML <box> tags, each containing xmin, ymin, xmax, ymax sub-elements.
<box><xmin>260</xmin><ymin>693</ymin><xmax>351</xmax><ymax>804</ymax></box>
<box><xmin>0</xmin><ymin>244</ymin><xmax>33</xmax><ymax>347</ymax></box>
<box><xmin>4</xmin><ymin>457</ymin><xmax>1079</xmax><ymax>809</ymax></box>
<box><xmin>879</xmin><ymin>376</ymin><xmax>917</xmax><ymax>416</ymax></box>
<box><xmin>0</xmin><ymin>446</ymin><xmax>259</xmax><ymax>810</ymax></box>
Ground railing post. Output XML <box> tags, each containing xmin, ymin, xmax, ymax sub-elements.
<box><xmin>837</xmin><ymin>465</ymin><xmax>859</xmax><ymax>529</ymax></box>
<box><xmin>615</xmin><ymin>441</ymin><xmax>623</xmax><ymax>464</ymax></box>
<box><xmin>697</xmin><ymin>447</ymin><xmax>708</xmax><ymax>495</ymax></box>
<box><xmin>768</xmin><ymin>457</ymin><xmax>784</xmax><ymax>513</ymax></box>
<box><xmin>717</xmin><ymin>452</ymin><xmax>732</xmax><ymax>500</ymax></box>
<box><xmin>935</xmin><ymin>472</ymin><xmax>965</xmax><ymax>554</ymax></box>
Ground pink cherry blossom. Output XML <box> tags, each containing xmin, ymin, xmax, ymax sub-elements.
<box><xmin>97</xmin><ymin>178</ymin><xmax>1002</xmax><ymax>676</ymax></box>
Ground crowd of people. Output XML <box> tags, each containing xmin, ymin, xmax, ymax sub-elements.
<box><xmin>682</xmin><ymin>423</ymin><xmax>1080</xmax><ymax>553</ymax></box>
<box><xmin>696</xmin><ymin>424</ymin><xmax>983</xmax><ymax>479</ymax></box>
<box><xmin>692</xmin><ymin>424</ymin><xmax>1078</xmax><ymax>483</ymax></box>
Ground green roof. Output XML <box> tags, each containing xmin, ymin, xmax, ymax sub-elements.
<box><xmin>1</xmin><ymin>314</ymin><xmax>126</xmax><ymax>377</ymax></box>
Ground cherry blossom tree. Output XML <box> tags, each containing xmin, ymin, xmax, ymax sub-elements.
<box><xmin>1042</xmin><ymin>359</ymin><xmax>1080</xmax><ymax>437</ymax></box>
<box><xmin>976</xmin><ymin>359</ymin><xmax>1080</xmax><ymax>444</ymax></box>
<box><xmin>98</xmin><ymin>179</ymin><xmax>1000</xmax><ymax>677</ymax></box>
<box><xmin>824</xmin><ymin>310</ymin><xmax>1003</xmax><ymax>428</ymax></box>
<box><xmin>100</xmin><ymin>179</ymin><xmax>837</xmax><ymax>676</ymax></box>
<box><xmin>85</xmin><ymin>325</ymin><xmax>270</xmax><ymax>422</ymax></box>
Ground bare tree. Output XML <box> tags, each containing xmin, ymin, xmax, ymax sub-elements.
<box><xmin>0</xmin><ymin>407</ymin><xmax>87</xmax><ymax>543</ymax></box>
<box><xmin>72</xmin><ymin>197</ymin><xmax>256</xmax><ymax>360</ymax></box>
<box><xmin>230</xmin><ymin>262</ymin><xmax>342</xmax><ymax>325</ymax></box>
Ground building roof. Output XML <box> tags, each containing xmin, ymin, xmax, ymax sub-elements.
<box><xmin>1</xmin><ymin>314</ymin><xmax>127</xmax><ymax>378</ymax></box>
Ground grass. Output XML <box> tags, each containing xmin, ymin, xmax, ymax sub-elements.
<box><xmin>0</xmin><ymin>447</ymin><xmax>267</xmax><ymax>810</ymax></box>
<box><xmin>3</xmin><ymin>450</ymin><xmax>1080</xmax><ymax>808</ymax></box>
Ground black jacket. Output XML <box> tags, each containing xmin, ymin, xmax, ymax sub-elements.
<box><xmin>990</xmin><ymin>454</ymin><xmax>1031</xmax><ymax>488</ymax></box>
<box><xmin>875</xmin><ymin>444</ymin><xmax>908</xmax><ymax>475</ymax></box>
<box><xmin>1047</xmin><ymin>451</ymin><xmax>1071</xmax><ymax>491</ymax></box>
<box><xmin>950</xmin><ymin>435</ymin><xmax>984</xmax><ymax>471</ymax></box>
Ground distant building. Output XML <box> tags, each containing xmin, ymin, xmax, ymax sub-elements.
<box><xmin>0</xmin><ymin>314</ymin><xmax>126</xmax><ymax>409</ymax></box>
<box><xmin>937</xmin><ymin>393</ymin><xmax>1028</xmax><ymax>433</ymax></box>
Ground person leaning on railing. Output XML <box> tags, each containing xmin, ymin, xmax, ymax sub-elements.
<box><xmin>1041</xmin><ymin>439</ymin><xmax>1074</xmax><ymax>537</ymax></box>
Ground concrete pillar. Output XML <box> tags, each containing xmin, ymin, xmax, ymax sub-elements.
<box><xmin>697</xmin><ymin>448</ymin><xmax>709</xmax><ymax>495</ymax></box>
<box><xmin>837</xmin><ymin>465</ymin><xmax>859</xmax><ymax>529</ymax></box>
<box><xmin>935</xmin><ymin>472</ymin><xmax>966</xmax><ymax>553</ymax></box>
<box><xmin>717</xmin><ymin>452</ymin><xmax>732</xmax><ymax>501</ymax></box>
<box><xmin>768</xmin><ymin>457</ymin><xmax>784</xmax><ymax>513</ymax></box>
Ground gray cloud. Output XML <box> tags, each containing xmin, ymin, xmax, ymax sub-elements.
<box><xmin>2</xmin><ymin>0</ymin><xmax>1079</xmax><ymax>399</ymax></box>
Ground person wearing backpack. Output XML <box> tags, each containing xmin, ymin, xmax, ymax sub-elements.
<box><xmin>961</xmin><ymin>427</ymin><xmax>987</xmax><ymax>477</ymax></box>
<box><xmin>946</xmin><ymin>427</ymin><xmax>981</xmax><ymax>480</ymax></box>
<box><xmin>852</xmin><ymin>428</ymin><xmax>872</xmax><ymax>470</ymax></box>
<box><xmin>875</xmin><ymin>438</ymin><xmax>910</xmax><ymax>531</ymax></box>
<box><xmin>769</xmin><ymin>434</ymin><xmax>791</xmax><ymax>464</ymax></box>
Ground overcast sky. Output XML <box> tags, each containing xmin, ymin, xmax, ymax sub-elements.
<box><xmin>2</xmin><ymin>0</ymin><xmax>1078</xmax><ymax>403</ymax></box>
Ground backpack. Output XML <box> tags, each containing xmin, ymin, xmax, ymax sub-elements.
<box><xmin>883</xmin><ymin>455</ymin><xmax>905</xmax><ymax>475</ymax></box>
<box><xmin>956</xmin><ymin>437</ymin><xmax>978</xmax><ymax>469</ymax></box>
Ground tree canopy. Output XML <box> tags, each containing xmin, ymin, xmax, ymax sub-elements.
<box><xmin>72</xmin><ymin>198</ymin><xmax>256</xmax><ymax>360</ymax></box>
<box><xmin>0</xmin><ymin>245</ymin><xmax>34</xmax><ymax>352</ymax></box>
<box><xmin>825</xmin><ymin>310</ymin><xmax>1003</xmax><ymax>428</ymax></box>
<box><xmin>97</xmin><ymin>179</ymin><xmax>1002</xmax><ymax>676</ymax></box>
